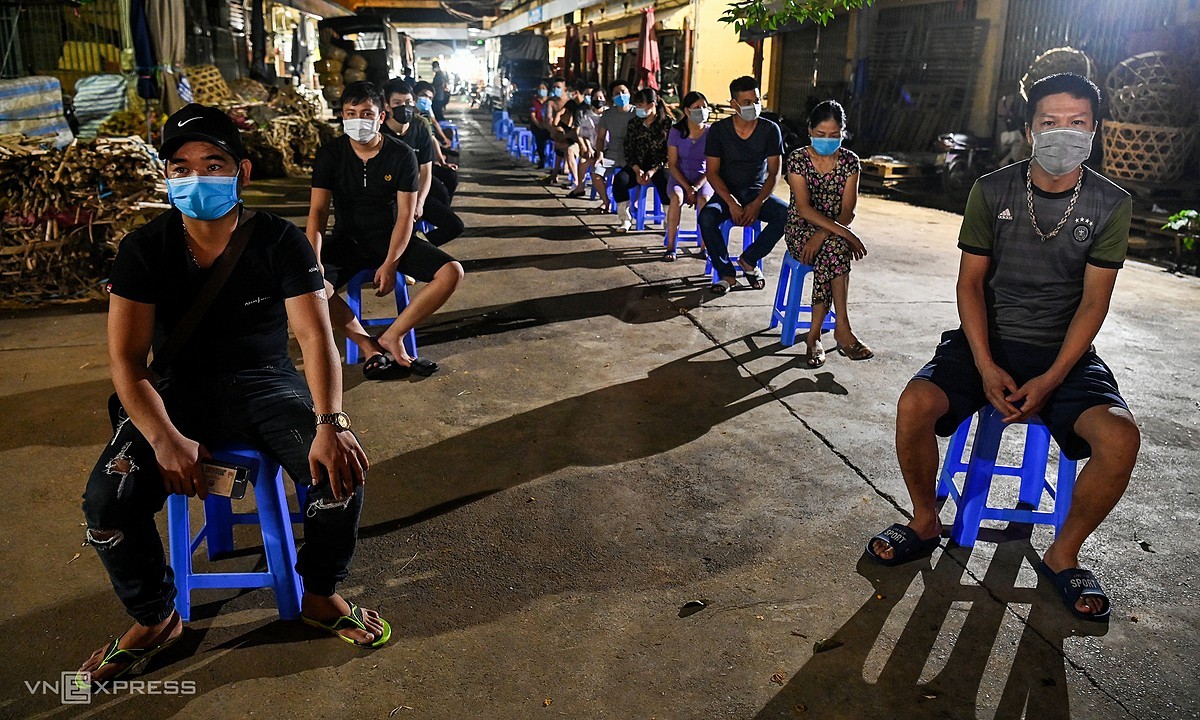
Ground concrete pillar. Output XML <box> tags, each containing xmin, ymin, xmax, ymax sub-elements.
<box><xmin>969</xmin><ymin>0</ymin><xmax>1008</xmax><ymax>138</ymax></box>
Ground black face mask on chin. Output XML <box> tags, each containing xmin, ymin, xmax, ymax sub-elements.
<box><xmin>391</xmin><ymin>105</ymin><xmax>414</xmax><ymax>125</ymax></box>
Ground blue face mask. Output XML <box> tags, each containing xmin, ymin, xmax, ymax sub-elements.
<box><xmin>167</xmin><ymin>174</ymin><xmax>241</xmax><ymax>221</ymax></box>
<box><xmin>634</xmin><ymin>107</ymin><xmax>650</xmax><ymax>119</ymax></box>
<box><xmin>551</xmin><ymin>87</ymin><xmax>563</xmax><ymax>98</ymax></box>
<box><xmin>537</xmin><ymin>88</ymin><xmax>548</xmax><ymax>98</ymax></box>
<box><xmin>416</xmin><ymin>96</ymin><xmax>433</xmax><ymax>113</ymax></box>
<box><xmin>583</xmin><ymin>95</ymin><xmax>592</xmax><ymax>106</ymax></box>
<box><xmin>613</xmin><ymin>93</ymin><xmax>630</xmax><ymax>108</ymax></box>
<box><xmin>811</xmin><ymin>137</ymin><xmax>842</xmax><ymax>156</ymax></box>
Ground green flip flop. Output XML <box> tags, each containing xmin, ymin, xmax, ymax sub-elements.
<box><xmin>75</xmin><ymin>632</ymin><xmax>181</xmax><ymax>688</ymax></box>
<box><xmin>302</xmin><ymin>602</ymin><xmax>392</xmax><ymax>648</ymax></box>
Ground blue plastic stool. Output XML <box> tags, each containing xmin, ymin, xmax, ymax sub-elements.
<box><xmin>519</xmin><ymin>130</ymin><xmax>536</xmax><ymax>162</ymax></box>
<box><xmin>769</xmin><ymin>253</ymin><xmax>837</xmax><ymax>345</ymax></box>
<box><xmin>509</xmin><ymin>128</ymin><xmax>535</xmax><ymax>162</ymax></box>
<box><xmin>705</xmin><ymin>220</ymin><xmax>763</xmax><ymax>282</ymax></box>
<box><xmin>601</xmin><ymin>171</ymin><xmax>617</xmax><ymax>213</ymax></box>
<box><xmin>496</xmin><ymin>116</ymin><xmax>514</xmax><ymax>141</ymax></box>
<box><xmin>542</xmin><ymin>140</ymin><xmax>557</xmax><ymax>170</ymax></box>
<box><xmin>631</xmin><ymin>184</ymin><xmax>665</xmax><ymax>230</ymax></box>
<box><xmin>936</xmin><ymin>407</ymin><xmax>1079</xmax><ymax>547</ymax></box>
<box><xmin>344</xmin><ymin>268</ymin><xmax>417</xmax><ymax>365</ymax></box>
<box><xmin>492</xmin><ymin>110</ymin><xmax>508</xmax><ymax>137</ymax></box>
<box><xmin>439</xmin><ymin>121</ymin><xmax>460</xmax><ymax>150</ymax></box>
<box><xmin>665</xmin><ymin>205</ymin><xmax>704</xmax><ymax>248</ymax></box>
<box><xmin>167</xmin><ymin>443</ymin><xmax>307</xmax><ymax>621</ymax></box>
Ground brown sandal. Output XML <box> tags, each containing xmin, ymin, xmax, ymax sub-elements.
<box><xmin>836</xmin><ymin>342</ymin><xmax>874</xmax><ymax>361</ymax></box>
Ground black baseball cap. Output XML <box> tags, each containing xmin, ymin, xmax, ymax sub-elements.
<box><xmin>159</xmin><ymin>103</ymin><xmax>246</xmax><ymax>161</ymax></box>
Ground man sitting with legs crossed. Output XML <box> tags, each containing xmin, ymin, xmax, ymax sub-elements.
<box><xmin>307</xmin><ymin>82</ymin><xmax>464</xmax><ymax>380</ymax></box>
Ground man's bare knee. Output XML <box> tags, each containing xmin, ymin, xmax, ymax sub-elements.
<box><xmin>897</xmin><ymin>380</ymin><xmax>949</xmax><ymax>427</ymax></box>
<box><xmin>85</xmin><ymin>528</ymin><xmax>125</xmax><ymax>548</ymax></box>
<box><xmin>436</xmin><ymin>261</ymin><xmax>465</xmax><ymax>285</ymax></box>
<box><xmin>1081</xmin><ymin>406</ymin><xmax>1140</xmax><ymax>471</ymax></box>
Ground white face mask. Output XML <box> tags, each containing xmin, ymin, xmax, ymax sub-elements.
<box><xmin>343</xmin><ymin>117</ymin><xmax>378</xmax><ymax>144</ymax></box>
<box><xmin>1031</xmin><ymin>127</ymin><xmax>1094</xmax><ymax>176</ymax></box>
<box><xmin>688</xmin><ymin>107</ymin><xmax>710</xmax><ymax>124</ymax></box>
<box><xmin>737</xmin><ymin>102</ymin><xmax>762</xmax><ymax>121</ymax></box>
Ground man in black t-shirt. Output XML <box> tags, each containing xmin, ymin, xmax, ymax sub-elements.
<box><xmin>431</xmin><ymin>60</ymin><xmax>450</xmax><ymax>122</ymax></box>
<box><xmin>700</xmin><ymin>75</ymin><xmax>788</xmax><ymax>295</ymax></box>
<box><xmin>307</xmin><ymin>82</ymin><xmax>464</xmax><ymax>379</ymax></box>
<box><xmin>78</xmin><ymin>104</ymin><xmax>385</xmax><ymax>685</ymax></box>
<box><xmin>382</xmin><ymin>78</ymin><xmax>463</xmax><ymax>247</ymax></box>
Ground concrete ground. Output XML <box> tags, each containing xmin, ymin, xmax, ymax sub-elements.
<box><xmin>0</xmin><ymin>106</ymin><xmax>1197</xmax><ymax>720</ymax></box>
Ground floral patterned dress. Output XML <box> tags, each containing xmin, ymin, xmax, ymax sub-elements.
<box><xmin>784</xmin><ymin>146</ymin><xmax>861</xmax><ymax>306</ymax></box>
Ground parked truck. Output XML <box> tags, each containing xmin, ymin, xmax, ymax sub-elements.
<box><xmin>484</xmin><ymin>32</ymin><xmax>550</xmax><ymax>123</ymax></box>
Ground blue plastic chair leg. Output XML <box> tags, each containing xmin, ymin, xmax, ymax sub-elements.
<box><xmin>344</xmin><ymin>270</ymin><xmax>416</xmax><ymax>364</ymax></box>
<box><xmin>252</xmin><ymin>463</ymin><xmax>303</xmax><ymax>620</ymax></box>
<box><xmin>951</xmin><ymin>409</ymin><xmax>1006</xmax><ymax>547</ymax></box>
<box><xmin>166</xmin><ymin>493</ymin><xmax>193</xmax><ymax>621</ymax></box>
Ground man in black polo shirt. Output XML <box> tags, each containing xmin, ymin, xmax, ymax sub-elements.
<box><xmin>78</xmin><ymin>103</ymin><xmax>384</xmax><ymax>684</ymax></box>
<box><xmin>700</xmin><ymin>75</ymin><xmax>788</xmax><ymax>294</ymax></box>
<box><xmin>865</xmin><ymin>74</ymin><xmax>1139</xmax><ymax>623</ymax></box>
<box><xmin>307</xmin><ymin>82</ymin><xmax>464</xmax><ymax>379</ymax></box>
<box><xmin>382</xmin><ymin>78</ymin><xmax>463</xmax><ymax>247</ymax></box>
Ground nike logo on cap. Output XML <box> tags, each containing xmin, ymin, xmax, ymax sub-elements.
<box><xmin>178</xmin><ymin>117</ymin><xmax>201</xmax><ymax>127</ymax></box>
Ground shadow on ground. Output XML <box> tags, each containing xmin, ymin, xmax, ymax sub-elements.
<box><xmin>358</xmin><ymin>343</ymin><xmax>847</xmax><ymax>536</ymax></box>
<box><xmin>755</xmin><ymin>525</ymin><xmax>1107</xmax><ymax>719</ymax></box>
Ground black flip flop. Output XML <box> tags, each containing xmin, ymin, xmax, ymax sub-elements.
<box><xmin>362</xmin><ymin>353</ymin><xmax>409</xmax><ymax>381</ymax></box>
<box><xmin>864</xmin><ymin>523</ymin><xmax>941</xmax><ymax>566</ymax></box>
<box><xmin>403</xmin><ymin>357</ymin><xmax>439</xmax><ymax>377</ymax></box>
<box><xmin>1037</xmin><ymin>560</ymin><xmax>1112</xmax><ymax>622</ymax></box>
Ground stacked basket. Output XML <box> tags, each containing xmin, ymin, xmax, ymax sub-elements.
<box><xmin>1103</xmin><ymin>52</ymin><xmax>1198</xmax><ymax>184</ymax></box>
<box><xmin>315</xmin><ymin>31</ymin><xmax>371</xmax><ymax>109</ymax></box>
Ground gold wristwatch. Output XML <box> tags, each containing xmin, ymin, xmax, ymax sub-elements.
<box><xmin>315</xmin><ymin>412</ymin><xmax>351</xmax><ymax>431</ymax></box>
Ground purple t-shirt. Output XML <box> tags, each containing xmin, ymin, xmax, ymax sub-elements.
<box><xmin>669</xmin><ymin>125</ymin><xmax>709</xmax><ymax>183</ymax></box>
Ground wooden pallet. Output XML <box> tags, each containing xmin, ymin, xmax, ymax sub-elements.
<box><xmin>861</xmin><ymin>157</ymin><xmax>937</xmax><ymax>180</ymax></box>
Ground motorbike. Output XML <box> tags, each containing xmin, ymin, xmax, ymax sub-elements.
<box><xmin>935</xmin><ymin>132</ymin><xmax>994</xmax><ymax>202</ymax></box>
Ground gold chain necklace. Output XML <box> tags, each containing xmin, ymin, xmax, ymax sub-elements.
<box><xmin>1026</xmin><ymin>167</ymin><xmax>1083</xmax><ymax>242</ymax></box>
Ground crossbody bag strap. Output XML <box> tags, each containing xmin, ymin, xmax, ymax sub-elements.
<box><xmin>149</xmin><ymin>209</ymin><xmax>258</xmax><ymax>376</ymax></box>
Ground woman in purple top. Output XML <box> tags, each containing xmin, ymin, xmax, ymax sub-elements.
<box><xmin>664</xmin><ymin>91</ymin><xmax>713</xmax><ymax>261</ymax></box>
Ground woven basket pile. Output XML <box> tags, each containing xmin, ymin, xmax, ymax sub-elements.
<box><xmin>1102</xmin><ymin>52</ymin><xmax>1197</xmax><ymax>184</ymax></box>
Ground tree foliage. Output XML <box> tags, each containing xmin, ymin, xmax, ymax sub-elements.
<box><xmin>720</xmin><ymin>0</ymin><xmax>877</xmax><ymax>33</ymax></box>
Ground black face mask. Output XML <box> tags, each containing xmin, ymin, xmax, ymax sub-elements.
<box><xmin>391</xmin><ymin>105</ymin><xmax>414</xmax><ymax>125</ymax></box>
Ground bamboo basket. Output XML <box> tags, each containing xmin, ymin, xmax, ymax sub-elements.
<box><xmin>1109</xmin><ymin>82</ymin><xmax>1195</xmax><ymax>126</ymax></box>
<box><xmin>182</xmin><ymin>65</ymin><xmax>235</xmax><ymax>106</ymax></box>
<box><xmin>1020</xmin><ymin>47</ymin><xmax>1096</xmax><ymax>100</ymax></box>
<box><xmin>1106</xmin><ymin>52</ymin><xmax>1188</xmax><ymax>98</ymax></box>
<box><xmin>1101</xmin><ymin>120</ymin><xmax>1198</xmax><ymax>184</ymax></box>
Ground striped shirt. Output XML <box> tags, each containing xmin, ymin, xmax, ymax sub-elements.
<box><xmin>958</xmin><ymin>160</ymin><xmax>1131</xmax><ymax>348</ymax></box>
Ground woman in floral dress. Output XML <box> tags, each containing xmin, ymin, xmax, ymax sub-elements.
<box><xmin>784</xmin><ymin>100</ymin><xmax>872</xmax><ymax>367</ymax></box>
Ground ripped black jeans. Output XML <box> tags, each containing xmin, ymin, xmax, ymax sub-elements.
<box><xmin>82</xmin><ymin>365</ymin><xmax>364</xmax><ymax>626</ymax></box>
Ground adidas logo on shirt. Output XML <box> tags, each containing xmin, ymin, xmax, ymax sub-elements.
<box><xmin>997</xmin><ymin>208</ymin><xmax>1013</xmax><ymax>220</ymax></box>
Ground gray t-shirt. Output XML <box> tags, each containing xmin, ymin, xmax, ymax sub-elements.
<box><xmin>596</xmin><ymin>107</ymin><xmax>635</xmax><ymax>167</ymax></box>
<box><xmin>958</xmin><ymin>161</ymin><xmax>1131</xmax><ymax>348</ymax></box>
<box><xmin>704</xmin><ymin>116</ymin><xmax>784</xmax><ymax>193</ymax></box>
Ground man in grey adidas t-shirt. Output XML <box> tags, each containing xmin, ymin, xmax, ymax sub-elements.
<box><xmin>865</xmin><ymin>74</ymin><xmax>1139</xmax><ymax>623</ymax></box>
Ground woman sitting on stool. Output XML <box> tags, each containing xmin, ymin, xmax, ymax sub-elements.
<box><xmin>784</xmin><ymin>99</ymin><xmax>871</xmax><ymax>367</ymax></box>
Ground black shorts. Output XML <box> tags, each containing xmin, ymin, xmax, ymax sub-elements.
<box><xmin>912</xmin><ymin>329</ymin><xmax>1128</xmax><ymax>461</ymax></box>
<box><xmin>321</xmin><ymin>235</ymin><xmax>455</xmax><ymax>289</ymax></box>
